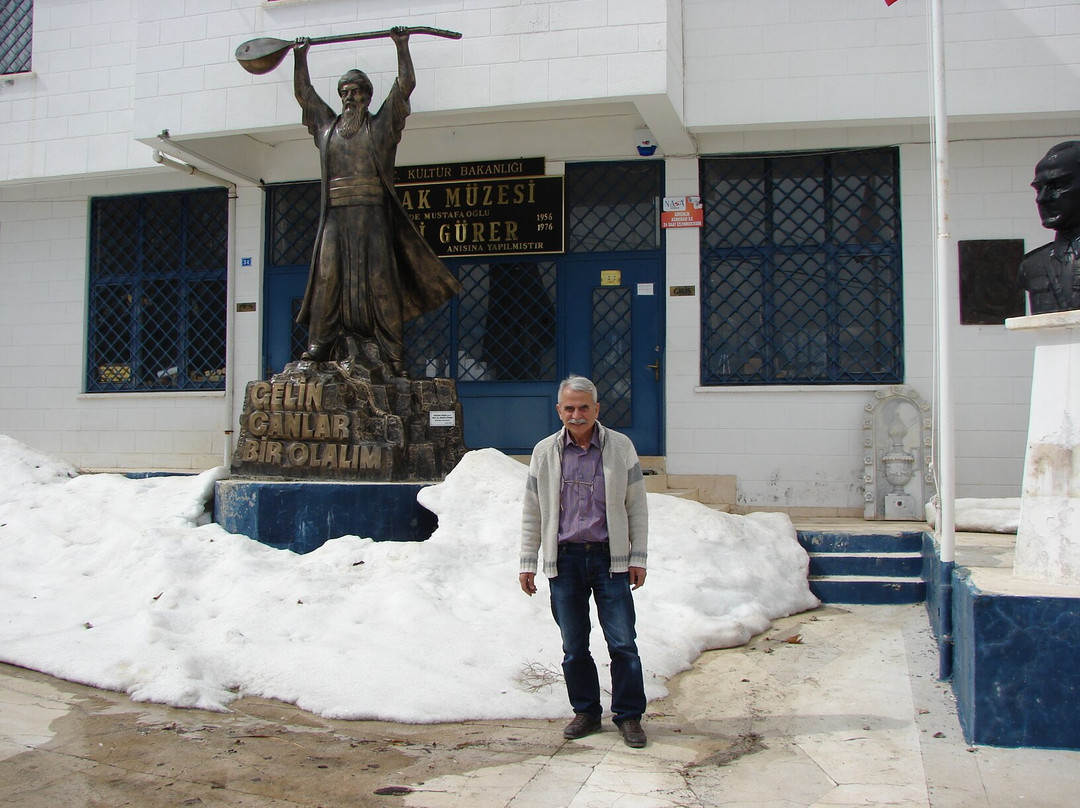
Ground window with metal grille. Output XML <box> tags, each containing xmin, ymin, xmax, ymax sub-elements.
<box><xmin>87</xmin><ymin>188</ymin><xmax>228</xmax><ymax>392</ymax></box>
<box><xmin>591</xmin><ymin>287</ymin><xmax>632</xmax><ymax>427</ymax></box>
<box><xmin>700</xmin><ymin>148</ymin><xmax>903</xmax><ymax>385</ymax></box>
<box><xmin>268</xmin><ymin>182</ymin><xmax>321</xmax><ymax>267</ymax></box>
<box><xmin>1</xmin><ymin>0</ymin><xmax>32</xmax><ymax>75</ymax></box>
<box><xmin>567</xmin><ymin>162</ymin><xmax>661</xmax><ymax>253</ymax></box>
<box><xmin>405</xmin><ymin>260</ymin><xmax>558</xmax><ymax>382</ymax></box>
<box><xmin>457</xmin><ymin>261</ymin><xmax>557</xmax><ymax>380</ymax></box>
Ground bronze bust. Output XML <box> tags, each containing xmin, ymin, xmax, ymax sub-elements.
<box><xmin>1018</xmin><ymin>141</ymin><xmax>1080</xmax><ymax>315</ymax></box>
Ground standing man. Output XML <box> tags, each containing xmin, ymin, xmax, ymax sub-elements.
<box><xmin>1019</xmin><ymin>141</ymin><xmax>1080</xmax><ymax>314</ymax></box>
<box><xmin>519</xmin><ymin>375</ymin><xmax>650</xmax><ymax>748</ymax></box>
<box><xmin>293</xmin><ymin>28</ymin><xmax>460</xmax><ymax>372</ymax></box>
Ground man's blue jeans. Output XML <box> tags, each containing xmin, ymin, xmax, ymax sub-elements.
<box><xmin>549</xmin><ymin>542</ymin><xmax>646</xmax><ymax>725</ymax></box>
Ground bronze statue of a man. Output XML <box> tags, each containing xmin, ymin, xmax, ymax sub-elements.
<box><xmin>1018</xmin><ymin>141</ymin><xmax>1080</xmax><ymax>315</ymax></box>
<box><xmin>293</xmin><ymin>28</ymin><xmax>460</xmax><ymax>373</ymax></box>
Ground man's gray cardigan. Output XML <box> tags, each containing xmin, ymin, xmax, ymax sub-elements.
<box><xmin>520</xmin><ymin>422</ymin><xmax>649</xmax><ymax>578</ymax></box>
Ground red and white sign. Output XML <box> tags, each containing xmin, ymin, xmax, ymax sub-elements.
<box><xmin>661</xmin><ymin>196</ymin><xmax>703</xmax><ymax>229</ymax></box>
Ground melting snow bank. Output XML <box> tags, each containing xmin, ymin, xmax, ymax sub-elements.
<box><xmin>0</xmin><ymin>438</ymin><xmax>818</xmax><ymax>722</ymax></box>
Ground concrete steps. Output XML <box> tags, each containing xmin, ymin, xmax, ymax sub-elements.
<box><xmin>513</xmin><ymin>455</ymin><xmax>734</xmax><ymax>510</ymax></box>
<box><xmin>641</xmin><ymin>462</ymin><xmax>735</xmax><ymax>511</ymax></box>
<box><xmin>643</xmin><ymin>470</ymin><xmax>699</xmax><ymax>501</ymax></box>
<box><xmin>798</xmin><ymin>529</ymin><xmax>926</xmax><ymax>604</ymax></box>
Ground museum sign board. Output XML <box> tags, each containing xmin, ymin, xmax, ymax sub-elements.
<box><xmin>394</xmin><ymin>158</ymin><xmax>564</xmax><ymax>258</ymax></box>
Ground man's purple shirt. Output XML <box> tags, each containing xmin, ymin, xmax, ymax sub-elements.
<box><xmin>558</xmin><ymin>429</ymin><xmax>609</xmax><ymax>543</ymax></box>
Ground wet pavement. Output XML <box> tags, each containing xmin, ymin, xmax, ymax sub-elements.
<box><xmin>4</xmin><ymin>601</ymin><xmax>1080</xmax><ymax>807</ymax></box>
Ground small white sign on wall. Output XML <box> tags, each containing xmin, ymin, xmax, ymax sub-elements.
<box><xmin>429</xmin><ymin>411</ymin><xmax>456</xmax><ymax>427</ymax></box>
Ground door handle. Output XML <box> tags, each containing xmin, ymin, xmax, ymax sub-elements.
<box><xmin>646</xmin><ymin>359</ymin><xmax>660</xmax><ymax>381</ymax></box>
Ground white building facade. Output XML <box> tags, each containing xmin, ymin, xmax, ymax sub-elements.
<box><xmin>1</xmin><ymin>0</ymin><xmax>1077</xmax><ymax>515</ymax></box>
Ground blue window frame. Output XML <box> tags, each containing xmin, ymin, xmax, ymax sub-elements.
<box><xmin>567</xmin><ymin>161</ymin><xmax>661</xmax><ymax>253</ymax></box>
<box><xmin>1</xmin><ymin>0</ymin><xmax>32</xmax><ymax>75</ymax></box>
<box><xmin>700</xmin><ymin>148</ymin><xmax>903</xmax><ymax>385</ymax></box>
<box><xmin>86</xmin><ymin>188</ymin><xmax>228</xmax><ymax>392</ymax></box>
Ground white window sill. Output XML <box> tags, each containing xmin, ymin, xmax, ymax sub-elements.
<box><xmin>693</xmin><ymin>385</ymin><xmax>890</xmax><ymax>394</ymax></box>
<box><xmin>1</xmin><ymin>70</ymin><xmax>37</xmax><ymax>82</ymax></box>
<box><xmin>78</xmin><ymin>391</ymin><xmax>226</xmax><ymax>400</ymax></box>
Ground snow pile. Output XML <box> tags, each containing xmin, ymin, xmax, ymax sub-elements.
<box><xmin>0</xmin><ymin>438</ymin><xmax>817</xmax><ymax>722</ymax></box>
<box><xmin>926</xmin><ymin>497</ymin><xmax>1021</xmax><ymax>534</ymax></box>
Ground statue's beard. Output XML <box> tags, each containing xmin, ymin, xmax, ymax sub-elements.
<box><xmin>338</xmin><ymin>107</ymin><xmax>366</xmax><ymax>139</ymax></box>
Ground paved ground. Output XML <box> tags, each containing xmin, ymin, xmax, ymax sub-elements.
<box><xmin>4</xmin><ymin>601</ymin><xmax>1080</xmax><ymax>808</ymax></box>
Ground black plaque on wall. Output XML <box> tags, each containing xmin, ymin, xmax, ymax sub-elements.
<box><xmin>958</xmin><ymin>239</ymin><xmax>1026</xmax><ymax>324</ymax></box>
<box><xmin>395</xmin><ymin>159</ymin><xmax>563</xmax><ymax>258</ymax></box>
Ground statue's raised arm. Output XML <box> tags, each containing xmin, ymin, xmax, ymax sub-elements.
<box><xmin>390</xmin><ymin>27</ymin><xmax>415</xmax><ymax>98</ymax></box>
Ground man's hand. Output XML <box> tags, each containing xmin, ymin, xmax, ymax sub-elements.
<box><xmin>629</xmin><ymin>566</ymin><xmax>647</xmax><ymax>590</ymax></box>
<box><xmin>390</xmin><ymin>26</ymin><xmax>410</xmax><ymax>45</ymax></box>
<box><xmin>293</xmin><ymin>37</ymin><xmax>311</xmax><ymax>56</ymax></box>
<box><xmin>519</xmin><ymin>572</ymin><xmax>537</xmax><ymax>596</ymax></box>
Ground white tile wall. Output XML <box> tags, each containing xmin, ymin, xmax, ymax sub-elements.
<box><xmin>0</xmin><ymin>0</ymin><xmax>1077</xmax><ymax>497</ymax></box>
<box><xmin>683</xmin><ymin>0</ymin><xmax>1080</xmax><ymax>128</ymax></box>
<box><xmin>124</xmin><ymin>0</ymin><xmax>676</xmax><ymax>142</ymax></box>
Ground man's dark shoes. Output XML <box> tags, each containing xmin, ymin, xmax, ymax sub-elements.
<box><xmin>617</xmin><ymin>718</ymin><xmax>647</xmax><ymax>748</ymax></box>
<box><xmin>562</xmin><ymin>713</ymin><xmax>602</xmax><ymax>740</ymax></box>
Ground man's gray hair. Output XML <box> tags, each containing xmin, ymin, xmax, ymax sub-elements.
<box><xmin>558</xmin><ymin>375</ymin><xmax>598</xmax><ymax>402</ymax></box>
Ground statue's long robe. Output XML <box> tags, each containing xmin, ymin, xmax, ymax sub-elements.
<box><xmin>295</xmin><ymin>77</ymin><xmax>460</xmax><ymax>363</ymax></box>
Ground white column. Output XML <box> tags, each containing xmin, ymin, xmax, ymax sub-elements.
<box><xmin>1007</xmin><ymin>310</ymin><xmax>1080</xmax><ymax>585</ymax></box>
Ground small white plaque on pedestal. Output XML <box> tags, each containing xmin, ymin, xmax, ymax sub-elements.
<box><xmin>429</xmin><ymin>411</ymin><xmax>456</xmax><ymax>427</ymax></box>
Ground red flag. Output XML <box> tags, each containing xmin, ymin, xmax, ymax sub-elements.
<box><xmin>885</xmin><ymin>0</ymin><xmax>900</xmax><ymax>5</ymax></box>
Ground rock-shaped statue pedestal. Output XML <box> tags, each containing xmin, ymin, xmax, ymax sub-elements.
<box><xmin>1006</xmin><ymin>310</ymin><xmax>1080</xmax><ymax>585</ymax></box>
<box><xmin>231</xmin><ymin>345</ymin><xmax>466</xmax><ymax>482</ymax></box>
<box><xmin>219</xmin><ymin>346</ymin><xmax>467</xmax><ymax>552</ymax></box>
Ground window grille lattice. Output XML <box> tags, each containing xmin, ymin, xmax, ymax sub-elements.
<box><xmin>87</xmin><ymin>189</ymin><xmax>228</xmax><ymax>392</ymax></box>
<box><xmin>1</xmin><ymin>0</ymin><xmax>32</xmax><ymax>75</ymax></box>
<box><xmin>567</xmin><ymin>162</ymin><xmax>660</xmax><ymax>253</ymax></box>
<box><xmin>700</xmin><ymin>149</ymin><xmax>903</xmax><ymax>385</ymax></box>
<box><xmin>591</xmin><ymin>288</ymin><xmax>632</xmax><ymax>427</ymax></box>
<box><xmin>455</xmin><ymin>262</ymin><xmax>557</xmax><ymax>381</ymax></box>
<box><xmin>268</xmin><ymin>182</ymin><xmax>321</xmax><ymax>266</ymax></box>
<box><xmin>290</xmin><ymin>298</ymin><xmax>308</xmax><ymax>363</ymax></box>
<box><xmin>404</xmin><ymin>302</ymin><xmax>452</xmax><ymax>379</ymax></box>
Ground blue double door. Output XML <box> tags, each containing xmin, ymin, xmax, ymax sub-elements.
<box><xmin>264</xmin><ymin>252</ymin><xmax>664</xmax><ymax>456</ymax></box>
<box><xmin>450</xmin><ymin>254</ymin><xmax>663</xmax><ymax>455</ymax></box>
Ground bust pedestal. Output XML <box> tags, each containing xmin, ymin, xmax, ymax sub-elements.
<box><xmin>1006</xmin><ymin>309</ymin><xmax>1080</xmax><ymax>584</ymax></box>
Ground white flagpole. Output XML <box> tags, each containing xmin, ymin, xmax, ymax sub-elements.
<box><xmin>930</xmin><ymin>0</ymin><xmax>956</xmax><ymax>564</ymax></box>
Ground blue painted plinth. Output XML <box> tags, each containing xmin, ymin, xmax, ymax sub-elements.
<box><xmin>951</xmin><ymin>567</ymin><xmax>1080</xmax><ymax>749</ymax></box>
<box><xmin>214</xmin><ymin>479</ymin><xmax>437</xmax><ymax>554</ymax></box>
<box><xmin>921</xmin><ymin>533</ymin><xmax>955</xmax><ymax>679</ymax></box>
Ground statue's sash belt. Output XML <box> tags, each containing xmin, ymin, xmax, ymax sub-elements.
<box><xmin>328</xmin><ymin>177</ymin><xmax>384</xmax><ymax>206</ymax></box>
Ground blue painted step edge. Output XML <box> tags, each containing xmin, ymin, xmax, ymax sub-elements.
<box><xmin>798</xmin><ymin>530</ymin><xmax>923</xmax><ymax>554</ymax></box>
<box><xmin>809</xmin><ymin>578</ymin><xmax>926</xmax><ymax>605</ymax></box>
<box><xmin>809</xmin><ymin>553</ymin><xmax>924</xmax><ymax>577</ymax></box>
